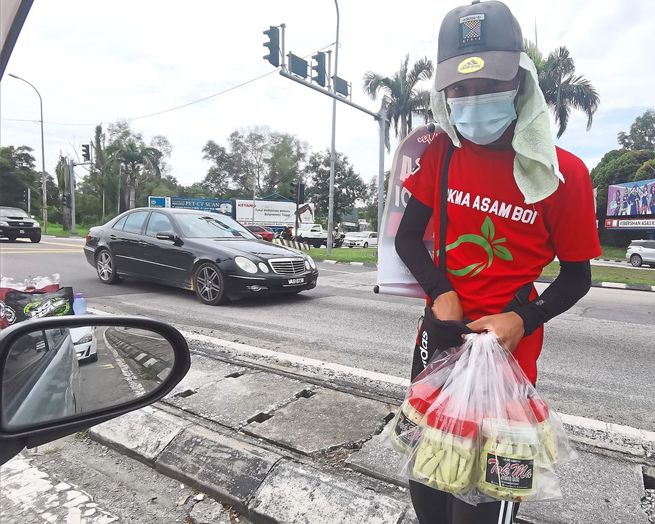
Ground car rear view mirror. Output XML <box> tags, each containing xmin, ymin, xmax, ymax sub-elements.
<box><xmin>0</xmin><ymin>315</ymin><xmax>190</xmax><ymax>462</ymax></box>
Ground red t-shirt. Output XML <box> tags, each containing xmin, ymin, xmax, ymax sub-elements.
<box><xmin>403</xmin><ymin>134</ymin><xmax>601</xmax><ymax>383</ymax></box>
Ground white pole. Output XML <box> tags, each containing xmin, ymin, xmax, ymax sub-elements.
<box><xmin>327</xmin><ymin>0</ymin><xmax>340</xmax><ymax>254</ymax></box>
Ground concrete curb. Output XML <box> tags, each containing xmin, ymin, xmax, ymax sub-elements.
<box><xmin>536</xmin><ymin>276</ymin><xmax>655</xmax><ymax>293</ymax></box>
<box><xmin>104</xmin><ymin>328</ymin><xmax>172</xmax><ymax>380</ymax></box>
<box><xmin>91</xmin><ymin>406</ymin><xmax>415</xmax><ymax>524</ymax></box>
<box><xmin>317</xmin><ymin>260</ymin><xmax>655</xmax><ymax>291</ymax></box>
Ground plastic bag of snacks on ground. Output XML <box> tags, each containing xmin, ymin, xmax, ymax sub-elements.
<box><xmin>393</xmin><ymin>332</ymin><xmax>575</xmax><ymax>505</ymax></box>
<box><xmin>0</xmin><ymin>274</ymin><xmax>73</xmax><ymax>329</ymax></box>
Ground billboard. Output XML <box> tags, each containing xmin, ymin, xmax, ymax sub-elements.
<box><xmin>606</xmin><ymin>178</ymin><xmax>655</xmax><ymax>217</ymax></box>
<box><xmin>148</xmin><ymin>196</ymin><xmax>233</xmax><ymax>216</ymax></box>
<box><xmin>235</xmin><ymin>199</ymin><xmax>314</xmax><ymax>226</ymax></box>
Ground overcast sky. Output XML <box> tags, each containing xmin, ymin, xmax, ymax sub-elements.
<box><xmin>1</xmin><ymin>0</ymin><xmax>653</xmax><ymax>190</ymax></box>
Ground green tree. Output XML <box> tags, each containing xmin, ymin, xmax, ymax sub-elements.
<box><xmin>201</xmin><ymin>140</ymin><xmax>233</xmax><ymax>196</ymax></box>
<box><xmin>617</xmin><ymin>110</ymin><xmax>655</xmax><ymax>151</ymax></box>
<box><xmin>104</xmin><ymin>121</ymin><xmax>170</xmax><ymax>211</ymax></box>
<box><xmin>0</xmin><ymin>146</ymin><xmax>59</xmax><ymax>223</ymax></box>
<box><xmin>363</xmin><ymin>55</ymin><xmax>433</xmax><ymax>148</ymax></box>
<box><xmin>264</xmin><ymin>133</ymin><xmax>307</xmax><ymax>196</ymax></box>
<box><xmin>304</xmin><ymin>150</ymin><xmax>367</xmax><ymax>222</ymax></box>
<box><xmin>524</xmin><ymin>41</ymin><xmax>600</xmax><ymax>138</ymax></box>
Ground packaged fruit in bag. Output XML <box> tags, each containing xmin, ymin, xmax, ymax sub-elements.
<box><xmin>412</xmin><ymin>410</ymin><xmax>478</xmax><ymax>494</ymax></box>
<box><xmin>477</xmin><ymin>417</ymin><xmax>539</xmax><ymax>502</ymax></box>
<box><xmin>391</xmin><ymin>383</ymin><xmax>441</xmax><ymax>454</ymax></box>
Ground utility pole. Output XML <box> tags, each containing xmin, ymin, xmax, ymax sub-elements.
<box><xmin>68</xmin><ymin>158</ymin><xmax>77</xmax><ymax>235</ymax></box>
<box><xmin>327</xmin><ymin>0</ymin><xmax>340</xmax><ymax>255</ymax></box>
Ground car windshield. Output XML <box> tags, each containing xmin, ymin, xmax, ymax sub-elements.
<box><xmin>350</xmin><ymin>232</ymin><xmax>368</xmax><ymax>238</ymax></box>
<box><xmin>175</xmin><ymin>214</ymin><xmax>256</xmax><ymax>239</ymax></box>
<box><xmin>0</xmin><ymin>208</ymin><xmax>28</xmax><ymax>218</ymax></box>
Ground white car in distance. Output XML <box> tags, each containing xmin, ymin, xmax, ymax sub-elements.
<box><xmin>71</xmin><ymin>326</ymin><xmax>98</xmax><ymax>363</ymax></box>
<box><xmin>343</xmin><ymin>231</ymin><xmax>378</xmax><ymax>248</ymax></box>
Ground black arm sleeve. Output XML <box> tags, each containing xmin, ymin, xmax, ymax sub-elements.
<box><xmin>514</xmin><ymin>260</ymin><xmax>592</xmax><ymax>336</ymax></box>
<box><xmin>395</xmin><ymin>196</ymin><xmax>454</xmax><ymax>303</ymax></box>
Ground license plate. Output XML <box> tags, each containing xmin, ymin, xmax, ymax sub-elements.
<box><xmin>288</xmin><ymin>278</ymin><xmax>304</xmax><ymax>284</ymax></box>
<box><xmin>19</xmin><ymin>230</ymin><xmax>25</xmax><ymax>234</ymax></box>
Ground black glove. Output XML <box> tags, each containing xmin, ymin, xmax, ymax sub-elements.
<box><xmin>411</xmin><ymin>305</ymin><xmax>472</xmax><ymax>380</ymax></box>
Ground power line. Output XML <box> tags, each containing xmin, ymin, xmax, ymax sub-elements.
<box><xmin>2</xmin><ymin>43</ymin><xmax>336</xmax><ymax>128</ymax></box>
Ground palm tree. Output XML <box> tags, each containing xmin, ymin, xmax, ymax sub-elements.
<box><xmin>525</xmin><ymin>40</ymin><xmax>600</xmax><ymax>138</ymax></box>
<box><xmin>363</xmin><ymin>55</ymin><xmax>433</xmax><ymax>149</ymax></box>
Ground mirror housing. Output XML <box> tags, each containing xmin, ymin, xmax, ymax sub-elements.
<box><xmin>156</xmin><ymin>231</ymin><xmax>177</xmax><ymax>241</ymax></box>
<box><xmin>254</xmin><ymin>234</ymin><xmax>263</xmax><ymax>240</ymax></box>
<box><xmin>0</xmin><ymin>315</ymin><xmax>190</xmax><ymax>464</ymax></box>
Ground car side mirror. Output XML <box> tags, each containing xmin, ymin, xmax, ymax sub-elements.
<box><xmin>0</xmin><ymin>315</ymin><xmax>190</xmax><ymax>465</ymax></box>
<box><xmin>156</xmin><ymin>231</ymin><xmax>176</xmax><ymax>241</ymax></box>
<box><xmin>254</xmin><ymin>234</ymin><xmax>263</xmax><ymax>240</ymax></box>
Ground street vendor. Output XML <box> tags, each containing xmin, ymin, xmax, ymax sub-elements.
<box><xmin>394</xmin><ymin>1</ymin><xmax>601</xmax><ymax>522</ymax></box>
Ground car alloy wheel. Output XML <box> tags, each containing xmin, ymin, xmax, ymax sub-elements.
<box><xmin>630</xmin><ymin>254</ymin><xmax>643</xmax><ymax>267</ymax></box>
<box><xmin>364</xmin><ymin>242</ymin><xmax>368</xmax><ymax>248</ymax></box>
<box><xmin>194</xmin><ymin>262</ymin><xmax>226</xmax><ymax>305</ymax></box>
<box><xmin>96</xmin><ymin>249</ymin><xmax>120</xmax><ymax>284</ymax></box>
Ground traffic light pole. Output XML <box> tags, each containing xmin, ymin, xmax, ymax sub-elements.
<box><xmin>68</xmin><ymin>158</ymin><xmax>77</xmax><ymax>235</ymax></box>
<box><xmin>327</xmin><ymin>0</ymin><xmax>340</xmax><ymax>256</ymax></box>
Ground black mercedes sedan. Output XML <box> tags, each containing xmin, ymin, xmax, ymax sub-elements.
<box><xmin>83</xmin><ymin>208</ymin><xmax>319</xmax><ymax>305</ymax></box>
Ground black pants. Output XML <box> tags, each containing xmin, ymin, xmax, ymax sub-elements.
<box><xmin>409</xmin><ymin>480</ymin><xmax>520</xmax><ymax>524</ymax></box>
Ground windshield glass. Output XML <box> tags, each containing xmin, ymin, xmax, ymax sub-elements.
<box><xmin>349</xmin><ymin>232</ymin><xmax>368</xmax><ymax>238</ymax></box>
<box><xmin>175</xmin><ymin>214</ymin><xmax>256</xmax><ymax>239</ymax></box>
<box><xmin>0</xmin><ymin>208</ymin><xmax>28</xmax><ymax>218</ymax></box>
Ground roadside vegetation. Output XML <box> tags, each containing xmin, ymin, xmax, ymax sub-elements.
<box><xmin>311</xmin><ymin>245</ymin><xmax>654</xmax><ymax>287</ymax></box>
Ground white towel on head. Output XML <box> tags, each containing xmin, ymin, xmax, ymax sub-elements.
<box><xmin>430</xmin><ymin>52</ymin><xmax>564</xmax><ymax>204</ymax></box>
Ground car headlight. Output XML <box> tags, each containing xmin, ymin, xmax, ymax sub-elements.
<box><xmin>0</xmin><ymin>221</ymin><xmax>8</xmax><ymax>227</ymax></box>
<box><xmin>305</xmin><ymin>260</ymin><xmax>311</xmax><ymax>270</ymax></box>
<box><xmin>75</xmin><ymin>335</ymin><xmax>93</xmax><ymax>345</ymax></box>
<box><xmin>306</xmin><ymin>256</ymin><xmax>316</xmax><ymax>269</ymax></box>
<box><xmin>32</xmin><ymin>221</ymin><xmax>41</xmax><ymax>228</ymax></box>
<box><xmin>258</xmin><ymin>262</ymin><xmax>270</xmax><ymax>273</ymax></box>
<box><xmin>235</xmin><ymin>256</ymin><xmax>258</xmax><ymax>274</ymax></box>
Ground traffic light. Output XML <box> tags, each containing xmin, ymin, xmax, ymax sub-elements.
<box><xmin>263</xmin><ymin>26</ymin><xmax>280</xmax><ymax>67</ymax></box>
<box><xmin>62</xmin><ymin>194</ymin><xmax>70</xmax><ymax>206</ymax></box>
<box><xmin>311</xmin><ymin>52</ymin><xmax>326</xmax><ymax>87</ymax></box>
<box><xmin>290</xmin><ymin>181</ymin><xmax>297</xmax><ymax>201</ymax></box>
<box><xmin>82</xmin><ymin>144</ymin><xmax>91</xmax><ymax>162</ymax></box>
<box><xmin>298</xmin><ymin>183</ymin><xmax>305</xmax><ymax>204</ymax></box>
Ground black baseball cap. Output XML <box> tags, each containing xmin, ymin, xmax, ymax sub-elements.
<box><xmin>435</xmin><ymin>0</ymin><xmax>523</xmax><ymax>91</ymax></box>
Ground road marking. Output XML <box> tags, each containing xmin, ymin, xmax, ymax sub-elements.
<box><xmin>0</xmin><ymin>454</ymin><xmax>118</xmax><ymax>523</ymax></box>
<box><xmin>0</xmin><ymin>249</ymin><xmax>82</xmax><ymax>254</ymax></box>
<box><xmin>40</xmin><ymin>241</ymin><xmax>87</xmax><ymax>248</ymax></box>
<box><xmin>101</xmin><ymin>364</ymin><xmax>115</xmax><ymax>369</ymax></box>
<box><xmin>88</xmin><ymin>308</ymin><xmax>655</xmax><ymax>447</ymax></box>
<box><xmin>102</xmin><ymin>329</ymin><xmax>146</xmax><ymax>397</ymax></box>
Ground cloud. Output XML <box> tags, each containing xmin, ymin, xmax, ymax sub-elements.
<box><xmin>1</xmin><ymin>0</ymin><xmax>653</xmax><ymax>192</ymax></box>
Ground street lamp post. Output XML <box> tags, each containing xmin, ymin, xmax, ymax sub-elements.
<box><xmin>326</xmin><ymin>0</ymin><xmax>339</xmax><ymax>255</ymax></box>
<box><xmin>8</xmin><ymin>73</ymin><xmax>47</xmax><ymax>232</ymax></box>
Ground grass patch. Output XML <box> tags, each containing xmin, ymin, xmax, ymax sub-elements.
<box><xmin>541</xmin><ymin>263</ymin><xmax>655</xmax><ymax>286</ymax></box>
<box><xmin>45</xmin><ymin>223</ymin><xmax>89</xmax><ymax>237</ymax></box>
<box><xmin>600</xmin><ymin>245</ymin><xmax>627</xmax><ymax>260</ymax></box>
<box><xmin>309</xmin><ymin>247</ymin><xmax>378</xmax><ymax>264</ymax></box>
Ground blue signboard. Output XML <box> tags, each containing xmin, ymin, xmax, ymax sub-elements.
<box><xmin>148</xmin><ymin>196</ymin><xmax>169</xmax><ymax>208</ymax></box>
<box><xmin>170</xmin><ymin>197</ymin><xmax>233</xmax><ymax>216</ymax></box>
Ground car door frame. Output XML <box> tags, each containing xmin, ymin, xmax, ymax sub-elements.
<box><xmin>140</xmin><ymin>211</ymin><xmax>195</xmax><ymax>286</ymax></box>
<box><xmin>110</xmin><ymin>210</ymin><xmax>150</xmax><ymax>276</ymax></box>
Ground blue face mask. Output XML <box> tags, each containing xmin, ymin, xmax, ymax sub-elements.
<box><xmin>447</xmin><ymin>89</ymin><xmax>518</xmax><ymax>145</ymax></box>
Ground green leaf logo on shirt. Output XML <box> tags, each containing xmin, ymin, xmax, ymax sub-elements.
<box><xmin>436</xmin><ymin>216</ymin><xmax>513</xmax><ymax>278</ymax></box>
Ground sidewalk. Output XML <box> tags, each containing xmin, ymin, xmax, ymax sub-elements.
<box><xmin>89</xmin><ymin>345</ymin><xmax>651</xmax><ymax>523</ymax></box>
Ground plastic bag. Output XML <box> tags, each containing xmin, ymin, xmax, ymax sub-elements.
<box><xmin>0</xmin><ymin>274</ymin><xmax>71</xmax><ymax>329</ymax></box>
<box><xmin>394</xmin><ymin>332</ymin><xmax>575</xmax><ymax>505</ymax></box>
